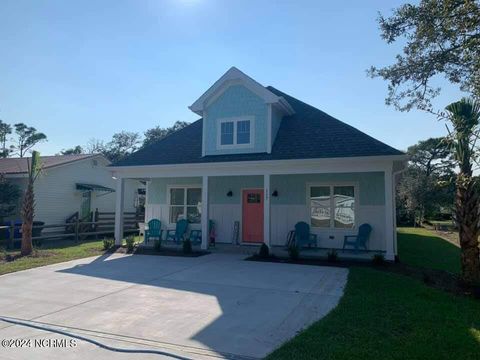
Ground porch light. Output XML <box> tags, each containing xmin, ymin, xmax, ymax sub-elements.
<box><xmin>226</xmin><ymin>190</ymin><xmax>233</xmax><ymax>197</ymax></box>
<box><xmin>272</xmin><ymin>190</ymin><xmax>279</xmax><ymax>197</ymax></box>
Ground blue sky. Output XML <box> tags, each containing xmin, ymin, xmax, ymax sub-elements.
<box><xmin>0</xmin><ymin>0</ymin><xmax>465</xmax><ymax>155</ymax></box>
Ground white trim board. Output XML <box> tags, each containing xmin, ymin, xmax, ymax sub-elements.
<box><xmin>111</xmin><ymin>155</ymin><xmax>407</xmax><ymax>179</ymax></box>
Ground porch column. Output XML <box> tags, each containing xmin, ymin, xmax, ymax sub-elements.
<box><xmin>114</xmin><ymin>177</ymin><xmax>125</xmax><ymax>246</ymax></box>
<box><xmin>201</xmin><ymin>175</ymin><xmax>209</xmax><ymax>250</ymax></box>
<box><xmin>384</xmin><ymin>166</ymin><xmax>395</xmax><ymax>260</ymax></box>
<box><xmin>264</xmin><ymin>174</ymin><xmax>271</xmax><ymax>247</ymax></box>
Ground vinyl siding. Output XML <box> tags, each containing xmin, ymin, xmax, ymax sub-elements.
<box><xmin>7</xmin><ymin>158</ymin><xmax>138</xmax><ymax>225</ymax></box>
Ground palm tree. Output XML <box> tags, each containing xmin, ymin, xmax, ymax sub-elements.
<box><xmin>445</xmin><ymin>98</ymin><xmax>480</xmax><ymax>285</ymax></box>
<box><xmin>20</xmin><ymin>151</ymin><xmax>41</xmax><ymax>256</ymax></box>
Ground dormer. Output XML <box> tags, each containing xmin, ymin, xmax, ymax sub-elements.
<box><xmin>189</xmin><ymin>67</ymin><xmax>294</xmax><ymax>156</ymax></box>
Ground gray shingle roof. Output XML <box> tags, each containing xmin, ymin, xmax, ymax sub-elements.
<box><xmin>113</xmin><ymin>86</ymin><xmax>403</xmax><ymax>167</ymax></box>
<box><xmin>0</xmin><ymin>154</ymin><xmax>99</xmax><ymax>174</ymax></box>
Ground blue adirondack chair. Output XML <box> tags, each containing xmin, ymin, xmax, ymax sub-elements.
<box><xmin>294</xmin><ymin>221</ymin><xmax>317</xmax><ymax>248</ymax></box>
<box><xmin>343</xmin><ymin>223</ymin><xmax>372</xmax><ymax>252</ymax></box>
<box><xmin>189</xmin><ymin>229</ymin><xmax>202</xmax><ymax>244</ymax></box>
<box><xmin>144</xmin><ymin>219</ymin><xmax>162</xmax><ymax>244</ymax></box>
<box><xmin>166</xmin><ymin>219</ymin><xmax>188</xmax><ymax>244</ymax></box>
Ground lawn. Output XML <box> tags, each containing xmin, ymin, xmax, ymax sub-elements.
<box><xmin>0</xmin><ymin>239</ymin><xmax>107</xmax><ymax>276</ymax></box>
<box><xmin>268</xmin><ymin>228</ymin><xmax>480</xmax><ymax>360</ymax></box>
<box><xmin>397</xmin><ymin>227</ymin><xmax>460</xmax><ymax>274</ymax></box>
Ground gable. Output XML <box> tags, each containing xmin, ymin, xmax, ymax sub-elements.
<box><xmin>204</xmin><ymin>84</ymin><xmax>268</xmax><ymax>156</ymax></box>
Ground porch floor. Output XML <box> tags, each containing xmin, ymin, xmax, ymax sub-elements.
<box><xmin>139</xmin><ymin>240</ymin><xmax>380</xmax><ymax>261</ymax></box>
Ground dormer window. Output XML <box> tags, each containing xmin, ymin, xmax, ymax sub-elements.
<box><xmin>217</xmin><ymin>116</ymin><xmax>254</xmax><ymax>149</ymax></box>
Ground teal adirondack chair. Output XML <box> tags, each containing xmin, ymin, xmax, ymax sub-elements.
<box><xmin>166</xmin><ymin>219</ymin><xmax>188</xmax><ymax>244</ymax></box>
<box><xmin>144</xmin><ymin>219</ymin><xmax>162</xmax><ymax>244</ymax></box>
<box><xmin>343</xmin><ymin>223</ymin><xmax>372</xmax><ymax>252</ymax></box>
<box><xmin>189</xmin><ymin>230</ymin><xmax>202</xmax><ymax>244</ymax></box>
<box><xmin>294</xmin><ymin>221</ymin><xmax>317</xmax><ymax>248</ymax></box>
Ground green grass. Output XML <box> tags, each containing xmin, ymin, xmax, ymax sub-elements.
<box><xmin>0</xmin><ymin>239</ymin><xmax>106</xmax><ymax>275</ymax></box>
<box><xmin>268</xmin><ymin>228</ymin><xmax>479</xmax><ymax>359</ymax></box>
<box><xmin>268</xmin><ymin>267</ymin><xmax>480</xmax><ymax>360</ymax></box>
<box><xmin>398</xmin><ymin>227</ymin><xmax>460</xmax><ymax>274</ymax></box>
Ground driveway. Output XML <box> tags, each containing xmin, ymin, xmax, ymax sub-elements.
<box><xmin>0</xmin><ymin>252</ymin><xmax>348</xmax><ymax>359</ymax></box>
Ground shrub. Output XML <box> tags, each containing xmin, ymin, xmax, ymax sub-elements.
<box><xmin>327</xmin><ymin>249</ymin><xmax>338</xmax><ymax>263</ymax></box>
<box><xmin>126</xmin><ymin>236</ymin><xmax>135</xmax><ymax>253</ymax></box>
<box><xmin>154</xmin><ymin>239</ymin><xmax>162</xmax><ymax>252</ymax></box>
<box><xmin>103</xmin><ymin>238</ymin><xmax>114</xmax><ymax>250</ymax></box>
<box><xmin>288</xmin><ymin>244</ymin><xmax>299</xmax><ymax>260</ymax></box>
<box><xmin>259</xmin><ymin>243</ymin><xmax>269</xmax><ymax>258</ymax></box>
<box><xmin>183</xmin><ymin>239</ymin><xmax>192</xmax><ymax>254</ymax></box>
<box><xmin>372</xmin><ymin>253</ymin><xmax>385</xmax><ymax>266</ymax></box>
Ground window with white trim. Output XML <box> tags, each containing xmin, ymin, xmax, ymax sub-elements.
<box><xmin>218</xmin><ymin>118</ymin><xmax>253</xmax><ymax>147</ymax></box>
<box><xmin>220</xmin><ymin>122</ymin><xmax>234</xmax><ymax>145</ymax></box>
<box><xmin>169</xmin><ymin>187</ymin><xmax>202</xmax><ymax>224</ymax></box>
<box><xmin>236</xmin><ymin>120</ymin><xmax>250</xmax><ymax>144</ymax></box>
<box><xmin>309</xmin><ymin>185</ymin><xmax>356</xmax><ymax>229</ymax></box>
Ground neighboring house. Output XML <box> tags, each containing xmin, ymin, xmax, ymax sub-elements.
<box><xmin>0</xmin><ymin>154</ymin><xmax>141</xmax><ymax>226</ymax></box>
<box><xmin>110</xmin><ymin>67</ymin><xmax>406</xmax><ymax>259</ymax></box>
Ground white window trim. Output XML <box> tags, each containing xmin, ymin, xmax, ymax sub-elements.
<box><xmin>306</xmin><ymin>182</ymin><xmax>359</xmax><ymax>230</ymax></box>
<box><xmin>216</xmin><ymin>116</ymin><xmax>255</xmax><ymax>149</ymax></box>
<box><xmin>166</xmin><ymin>185</ymin><xmax>202</xmax><ymax>225</ymax></box>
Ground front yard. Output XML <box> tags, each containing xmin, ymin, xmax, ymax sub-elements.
<box><xmin>268</xmin><ymin>228</ymin><xmax>480</xmax><ymax>360</ymax></box>
<box><xmin>1</xmin><ymin>228</ymin><xmax>479</xmax><ymax>359</ymax></box>
<box><xmin>0</xmin><ymin>239</ymin><xmax>107</xmax><ymax>275</ymax></box>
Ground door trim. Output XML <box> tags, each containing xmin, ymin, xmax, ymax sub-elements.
<box><xmin>241</xmin><ymin>188</ymin><xmax>264</xmax><ymax>244</ymax></box>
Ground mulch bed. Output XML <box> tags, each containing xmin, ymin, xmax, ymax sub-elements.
<box><xmin>246</xmin><ymin>255</ymin><xmax>480</xmax><ymax>300</ymax></box>
<box><xmin>112</xmin><ymin>245</ymin><xmax>210</xmax><ymax>258</ymax></box>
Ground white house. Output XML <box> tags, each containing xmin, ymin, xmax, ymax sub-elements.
<box><xmin>1</xmin><ymin>154</ymin><xmax>142</xmax><ymax>226</ymax></box>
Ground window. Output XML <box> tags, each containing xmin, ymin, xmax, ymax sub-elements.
<box><xmin>237</xmin><ymin>120</ymin><xmax>250</xmax><ymax>144</ymax></box>
<box><xmin>220</xmin><ymin>122</ymin><xmax>234</xmax><ymax>145</ymax></box>
<box><xmin>309</xmin><ymin>185</ymin><xmax>355</xmax><ymax>229</ymax></box>
<box><xmin>218</xmin><ymin>117</ymin><xmax>254</xmax><ymax>147</ymax></box>
<box><xmin>169</xmin><ymin>187</ymin><xmax>201</xmax><ymax>224</ymax></box>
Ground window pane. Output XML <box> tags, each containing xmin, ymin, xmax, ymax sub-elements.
<box><xmin>237</xmin><ymin>120</ymin><xmax>250</xmax><ymax>144</ymax></box>
<box><xmin>310</xmin><ymin>186</ymin><xmax>331</xmax><ymax>227</ymax></box>
<box><xmin>187</xmin><ymin>206</ymin><xmax>201</xmax><ymax>223</ymax></box>
<box><xmin>170</xmin><ymin>188</ymin><xmax>184</xmax><ymax>205</ymax></box>
<box><xmin>334</xmin><ymin>186</ymin><xmax>355</xmax><ymax>228</ymax></box>
<box><xmin>170</xmin><ymin>206</ymin><xmax>184</xmax><ymax>223</ymax></box>
<box><xmin>220</xmin><ymin>122</ymin><xmax>234</xmax><ymax>145</ymax></box>
<box><xmin>187</xmin><ymin>188</ymin><xmax>201</xmax><ymax>206</ymax></box>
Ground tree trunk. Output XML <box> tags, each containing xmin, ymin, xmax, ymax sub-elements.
<box><xmin>456</xmin><ymin>175</ymin><xmax>480</xmax><ymax>285</ymax></box>
<box><xmin>20</xmin><ymin>181</ymin><xmax>34</xmax><ymax>256</ymax></box>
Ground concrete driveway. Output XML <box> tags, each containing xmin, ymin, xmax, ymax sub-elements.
<box><xmin>0</xmin><ymin>252</ymin><xmax>348</xmax><ymax>359</ymax></box>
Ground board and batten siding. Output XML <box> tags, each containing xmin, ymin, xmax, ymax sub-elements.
<box><xmin>145</xmin><ymin>177</ymin><xmax>202</xmax><ymax>232</ymax></box>
<box><xmin>8</xmin><ymin>157</ymin><xmax>137</xmax><ymax>226</ymax></box>
<box><xmin>145</xmin><ymin>172</ymin><xmax>387</xmax><ymax>251</ymax></box>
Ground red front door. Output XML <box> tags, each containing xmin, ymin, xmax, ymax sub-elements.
<box><xmin>242</xmin><ymin>189</ymin><xmax>264</xmax><ymax>243</ymax></box>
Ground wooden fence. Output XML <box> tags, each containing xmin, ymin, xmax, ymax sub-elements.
<box><xmin>0</xmin><ymin>212</ymin><xmax>140</xmax><ymax>250</ymax></box>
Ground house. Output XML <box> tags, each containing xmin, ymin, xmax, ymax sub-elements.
<box><xmin>0</xmin><ymin>154</ymin><xmax>142</xmax><ymax>226</ymax></box>
<box><xmin>110</xmin><ymin>67</ymin><xmax>406</xmax><ymax>260</ymax></box>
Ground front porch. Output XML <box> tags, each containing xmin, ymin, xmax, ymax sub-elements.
<box><xmin>112</xmin><ymin>158</ymin><xmax>398</xmax><ymax>260</ymax></box>
<box><xmin>139</xmin><ymin>239</ymin><xmax>381</xmax><ymax>261</ymax></box>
